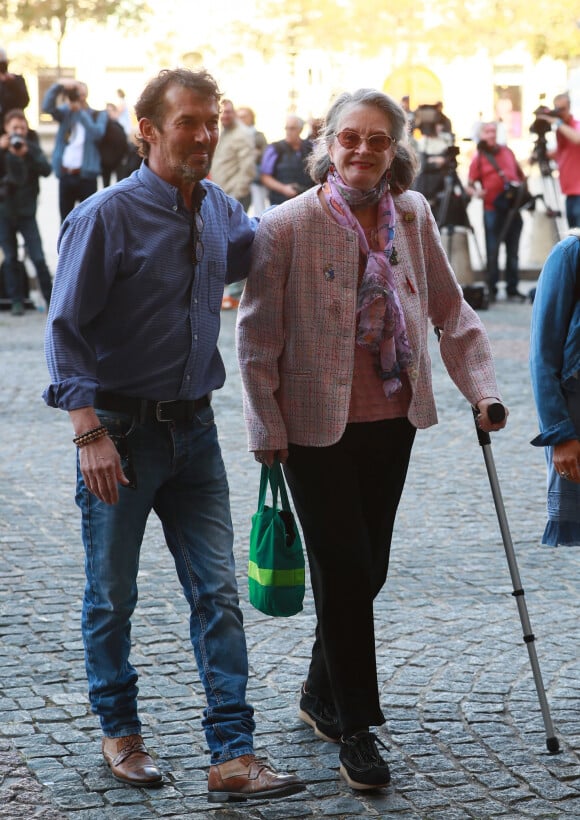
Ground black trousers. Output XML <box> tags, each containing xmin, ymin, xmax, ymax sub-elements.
<box><xmin>59</xmin><ymin>175</ymin><xmax>98</xmax><ymax>222</ymax></box>
<box><xmin>284</xmin><ymin>417</ymin><xmax>416</xmax><ymax>737</ymax></box>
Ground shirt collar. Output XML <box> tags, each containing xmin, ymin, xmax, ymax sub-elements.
<box><xmin>139</xmin><ymin>161</ymin><xmax>208</xmax><ymax>213</ymax></box>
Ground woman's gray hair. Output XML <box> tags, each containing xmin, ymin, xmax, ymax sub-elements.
<box><xmin>307</xmin><ymin>88</ymin><xmax>418</xmax><ymax>193</ymax></box>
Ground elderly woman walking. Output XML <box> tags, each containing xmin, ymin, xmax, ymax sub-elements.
<box><xmin>237</xmin><ymin>88</ymin><xmax>507</xmax><ymax>790</ymax></box>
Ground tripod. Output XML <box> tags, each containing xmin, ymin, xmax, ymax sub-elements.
<box><xmin>412</xmin><ymin>140</ymin><xmax>486</xmax><ymax>304</ymax></box>
<box><xmin>529</xmin><ymin>135</ymin><xmax>565</xmax><ymax>244</ymax></box>
<box><xmin>433</xmin><ymin>151</ymin><xmax>485</xmax><ymax>271</ymax></box>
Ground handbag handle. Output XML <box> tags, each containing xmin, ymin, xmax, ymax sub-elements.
<box><xmin>257</xmin><ymin>460</ymin><xmax>292</xmax><ymax>513</ymax></box>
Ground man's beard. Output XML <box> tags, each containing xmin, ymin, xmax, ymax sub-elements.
<box><xmin>177</xmin><ymin>162</ymin><xmax>208</xmax><ymax>184</ymax></box>
<box><xmin>157</xmin><ymin>140</ymin><xmax>211</xmax><ymax>185</ymax></box>
<box><xmin>181</xmin><ymin>162</ymin><xmax>209</xmax><ymax>182</ymax></box>
<box><xmin>161</xmin><ymin>142</ymin><xmax>211</xmax><ymax>184</ymax></box>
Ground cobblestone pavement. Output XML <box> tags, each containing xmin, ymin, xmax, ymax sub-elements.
<box><xmin>0</xmin><ymin>290</ymin><xmax>580</xmax><ymax>820</ymax></box>
<box><xmin>3</xmin><ymin>221</ymin><xmax>580</xmax><ymax>816</ymax></box>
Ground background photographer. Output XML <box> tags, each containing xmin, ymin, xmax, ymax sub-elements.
<box><xmin>466</xmin><ymin>121</ymin><xmax>526</xmax><ymax>302</ymax></box>
<box><xmin>411</xmin><ymin>104</ymin><xmax>463</xmax><ymax>223</ymax></box>
<box><xmin>536</xmin><ymin>93</ymin><xmax>580</xmax><ymax>229</ymax></box>
<box><xmin>0</xmin><ymin>109</ymin><xmax>53</xmax><ymax>315</ymax></box>
<box><xmin>0</xmin><ymin>46</ymin><xmax>29</xmax><ymax>134</ymax></box>
<box><xmin>42</xmin><ymin>79</ymin><xmax>107</xmax><ymax>221</ymax></box>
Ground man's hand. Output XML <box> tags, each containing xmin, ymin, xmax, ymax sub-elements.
<box><xmin>80</xmin><ymin>435</ymin><xmax>130</xmax><ymax>505</ymax></box>
<box><xmin>70</xmin><ymin>407</ymin><xmax>131</xmax><ymax>504</ymax></box>
<box><xmin>466</xmin><ymin>183</ymin><xmax>485</xmax><ymax>199</ymax></box>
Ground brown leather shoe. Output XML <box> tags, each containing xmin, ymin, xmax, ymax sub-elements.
<box><xmin>102</xmin><ymin>734</ymin><xmax>163</xmax><ymax>788</ymax></box>
<box><xmin>207</xmin><ymin>753</ymin><xmax>305</xmax><ymax>802</ymax></box>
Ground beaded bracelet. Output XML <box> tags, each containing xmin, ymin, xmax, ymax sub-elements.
<box><xmin>73</xmin><ymin>425</ymin><xmax>109</xmax><ymax>449</ymax></box>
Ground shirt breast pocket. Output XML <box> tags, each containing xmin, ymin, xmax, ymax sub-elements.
<box><xmin>208</xmin><ymin>260</ymin><xmax>226</xmax><ymax>314</ymax></box>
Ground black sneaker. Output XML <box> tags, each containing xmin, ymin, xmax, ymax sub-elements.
<box><xmin>506</xmin><ymin>289</ymin><xmax>526</xmax><ymax>302</ymax></box>
<box><xmin>298</xmin><ymin>684</ymin><xmax>341</xmax><ymax>743</ymax></box>
<box><xmin>339</xmin><ymin>730</ymin><xmax>391</xmax><ymax>790</ymax></box>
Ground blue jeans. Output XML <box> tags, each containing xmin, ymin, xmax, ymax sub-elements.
<box><xmin>76</xmin><ymin>404</ymin><xmax>255</xmax><ymax>763</ymax></box>
<box><xmin>566</xmin><ymin>195</ymin><xmax>580</xmax><ymax>229</ymax></box>
<box><xmin>483</xmin><ymin>207</ymin><xmax>523</xmax><ymax>294</ymax></box>
<box><xmin>0</xmin><ymin>214</ymin><xmax>53</xmax><ymax>303</ymax></box>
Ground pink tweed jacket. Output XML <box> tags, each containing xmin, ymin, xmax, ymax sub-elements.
<box><xmin>236</xmin><ymin>186</ymin><xmax>501</xmax><ymax>451</ymax></box>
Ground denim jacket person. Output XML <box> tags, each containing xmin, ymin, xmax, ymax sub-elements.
<box><xmin>530</xmin><ymin>235</ymin><xmax>580</xmax><ymax>447</ymax></box>
<box><xmin>42</xmin><ymin>82</ymin><xmax>107</xmax><ymax>179</ymax></box>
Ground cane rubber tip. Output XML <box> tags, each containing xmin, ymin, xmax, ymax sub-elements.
<box><xmin>546</xmin><ymin>736</ymin><xmax>560</xmax><ymax>754</ymax></box>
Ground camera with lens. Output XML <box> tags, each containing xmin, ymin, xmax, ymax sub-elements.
<box><xmin>9</xmin><ymin>134</ymin><xmax>25</xmax><ymax>150</ymax></box>
<box><xmin>66</xmin><ymin>87</ymin><xmax>80</xmax><ymax>103</ymax></box>
<box><xmin>530</xmin><ymin>105</ymin><xmax>561</xmax><ymax>137</ymax></box>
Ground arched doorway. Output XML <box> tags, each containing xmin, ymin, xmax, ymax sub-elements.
<box><xmin>383</xmin><ymin>65</ymin><xmax>443</xmax><ymax>109</ymax></box>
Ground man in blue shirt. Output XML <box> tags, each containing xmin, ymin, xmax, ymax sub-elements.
<box><xmin>43</xmin><ymin>68</ymin><xmax>304</xmax><ymax>803</ymax></box>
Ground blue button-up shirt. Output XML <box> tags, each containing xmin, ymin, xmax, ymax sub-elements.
<box><xmin>44</xmin><ymin>162</ymin><xmax>257</xmax><ymax>410</ymax></box>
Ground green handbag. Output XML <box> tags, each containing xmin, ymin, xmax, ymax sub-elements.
<box><xmin>248</xmin><ymin>461</ymin><xmax>305</xmax><ymax>617</ymax></box>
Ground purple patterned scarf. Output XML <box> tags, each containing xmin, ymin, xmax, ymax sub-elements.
<box><xmin>322</xmin><ymin>167</ymin><xmax>412</xmax><ymax>397</ymax></box>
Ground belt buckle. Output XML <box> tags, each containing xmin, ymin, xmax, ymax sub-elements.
<box><xmin>155</xmin><ymin>400</ymin><xmax>175</xmax><ymax>422</ymax></box>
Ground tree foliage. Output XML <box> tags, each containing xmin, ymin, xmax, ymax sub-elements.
<box><xmin>242</xmin><ymin>0</ymin><xmax>580</xmax><ymax>63</ymax></box>
<box><xmin>3</xmin><ymin>0</ymin><xmax>151</xmax><ymax>66</ymax></box>
<box><xmin>427</xmin><ymin>0</ymin><xmax>580</xmax><ymax>61</ymax></box>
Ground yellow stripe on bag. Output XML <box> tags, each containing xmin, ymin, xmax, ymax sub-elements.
<box><xmin>248</xmin><ymin>561</ymin><xmax>305</xmax><ymax>587</ymax></box>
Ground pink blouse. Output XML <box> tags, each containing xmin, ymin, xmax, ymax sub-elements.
<box><xmin>348</xmin><ymin>226</ymin><xmax>412</xmax><ymax>423</ymax></box>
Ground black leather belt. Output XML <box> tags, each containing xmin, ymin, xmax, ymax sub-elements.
<box><xmin>95</xmin><ymin>391</ymin><xmax>210</xmax><ymax>422</ymax></box>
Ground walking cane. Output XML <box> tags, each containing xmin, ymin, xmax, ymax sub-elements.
<box><xmin>474</xmin><ymin>401</ymin><xmax>559</xmax><ymax>753</ymax></box>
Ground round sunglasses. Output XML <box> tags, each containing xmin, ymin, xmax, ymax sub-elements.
<box><xmin>336</xmin><ymin>130</ymin><xmax>396</xmax><ymax>152</ymax></box>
